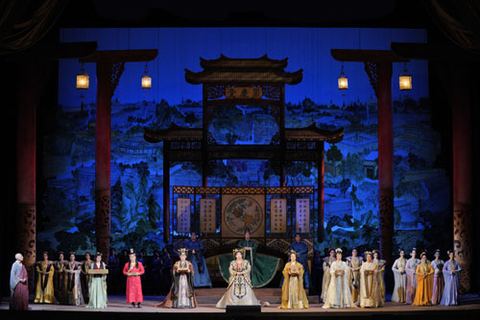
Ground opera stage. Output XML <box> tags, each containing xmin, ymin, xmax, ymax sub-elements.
<box><xmin>2</xmin><ymin>290</ymin><xmax>480</xmax><ymax>320</ymax></box>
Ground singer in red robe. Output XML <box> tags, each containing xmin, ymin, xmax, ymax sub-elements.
<box><xmin>123</xmin><ymin>249</ymin><xmax>145</xmax><ymax>308</ymax></box>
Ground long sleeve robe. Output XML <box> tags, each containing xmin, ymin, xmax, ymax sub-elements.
<box><xmin>431</xmin><ymin>259</ymin><xmax>445</xmax><ymax>305</ymax></box>
<box><xmin>321</xmin><ymin>257</ymin><xmax>335</xmax><ymax>302</ymax></box>
<box><xmin>86</xmin><ymin>261</ymin><xmax>108</xmax><ymax>309</ymax></box>
<box><xmin>322</xmin><ymin>260</ymin><xmax>356</xmax><ymax>309</ymax></box>
<box><xmin>288</xmin><ymin>241</ymin><xmax>311</xmax><ymax>288</ymax></box>
<box><xmin>391</xmin><ymin>257</ymin><xmax>407</xmax><ymax>303</ymax></box>
<box><xmin>359</xmin><ymin>261</ymin><xmax>383</xmax><ymax>308</ymax></box>
<box><xmin>123</xmin><ymin>261</ymin><xmax>145</xmax><ymax>303</ymax></box>
<box><xmin>412</xmin><ymin>262</ymin><xmax>434</xmax><ymax>306</ymax></box>
<box><xmin>66</xmin><ymin>261</ymin><xmax>84</xmax><ymax>305</ymax></box>
<box><xmin>10</xmin><ymin>261</ymin><xmax>28</xmax><ymax>310</ymax></box>
<box><xmin>405</xmin><ymin>257</ymin><xmax>420</xmax><ymax>304</ymax></box>
<box><xmin>278</xmin><ymin>261</ymin><xmax>309</xmax><ymax>309</ymax></box>
<box><xmin>34</xmin><ymin>261</ymin><xmax>55</xmax><ymax>304</ymax></box>
<box><xmin>184</xmin><ymin>239</ymin><xmax>212</xmax><ymax>288</ymax></box>
<box><xmin>346</xmin><ymin>256</ymin><xmax>363</xmax><ymax>303</ymax></box>
<box><xmin>156</xmin><ymin>260</ymin><xmax>197</xmax><ymax>308</ymax></box>
<box><xmin>440</xmin><ymin>259</ymin><xmax>461</xmax><ymax>306</ymax></box>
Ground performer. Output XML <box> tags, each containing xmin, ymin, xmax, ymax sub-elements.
<box><xmin>321</xmin><ymin>248</ymin><xmax>336</xmax><ymax>302</ymax></box>
<box><xmin>34</xmin><ymin>251</ymin><xmax>55</xmax><ymax>304</ymax></box>
<box><xmin>405</xmin><ymin>248</ymin><xmax>420</xmax><ymax>304</ymax></box>
<box><xmin>151</xmin><ymin>251</ymin><xmax>162</xmax><ymax>296</ymax></box>
<box><xmin>288</xmin><ymin>234</ymin><xmax>311</xmax><ymax>288</ymax></box>
<box><xmin>440</xmin><ymin>250</ymin><xmax>461</xmax><ymax>306</ymax></box>
<box><xmin>54</xmin><ymin>251</ymin><xmax>68</xmax><ymax>304</ymax></box>
<box><xmin>431</xmin><ymin>249</ymin><xmax>445</xmax><ymax>305</ymax></box>
<box><xmin>156</xmin><ymin>248</ymin><xmax>197</xmax><ymax>308</ymax></box>
<box><xmin>216</xmin><ymin>249</ymin><xmax>260</xmax><ymax>308</ymax></box>
<box><xmin>359</xmin><ymin>251</ymin><xmax>383</xmax><ymax>308</ymax></box>
<box><xmin>372</xmin><ymin>250</ymin><xmax>386</xmax><ymax>303</ymax></box>
<box><xmin>346</xmin><ymin>248</ymin><xmax>363</xmax><ymax>303</ymax></box>
<box><xmin>412</xmin><ymin>251</ymin><xmax>434</xmax><ymax>306</ymax></box>
<box><xmin>160</xmin><ymin>247</ymin><xmax>173</xmax><ymax>295</ymax></box>
<box><xmin>391</xmin><ymin>249</ymin><xmax>408</xmax><ymax>303</ymax></box>
<box><xmin>184</xmin><ymin>232</ymin><xmax>212</xmax><ymax>288</ymax></box>
<box><xmin>218</xmin><ymin>229</ymin><xmax>280</xmax><ymax>288</ymax></box>
<box><xmin>86</xmin><ymin>252</ymin><xmax>108</xmax><ymax>309</ymax></box>
<box><xmin>66</xmin><ymin>252</ymin><xmax>84</xmax><ymax>305</ymax></box>
<box><xmin>123</xmin><ymin>248</ymin><xmax>145</xmax><ymax>308</ymax></box>
<box><xmin>81</xmin><ymin>252</ymin><xmax>93</xmax><ymax>303</ymax></box>
<box><xmin>322</xmin><ymin>248</ymin><xmax>356</xmax><ymax>309</ymax></box>
<box><xmin>9</xmin><ymin>253</ymin><xmax>28</xmax><ymax>311</ymax></box>
<box><xmin>106</xmin><ymin>248</ymin><xmax>119</xmax><ymax>295</ymax></box>
<box><xmin>311</xmin><ymin>251</ymin><xmax>323</xmax><ymax>296</ymax></box>
<box><xmin>278</xmin><ymin>250</ymin><xmax>309</xmax><ymax>309</ymax></box>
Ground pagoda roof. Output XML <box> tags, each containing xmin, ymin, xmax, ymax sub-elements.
<box><xmin>144</xmin><ymin>123</ymin><xmax>343</xmax><ymax>144</ymax></box>
<box><xmin>185</xmin><ymin>54</ymin><xmax>303</xmax><ymax>85</ymax></box>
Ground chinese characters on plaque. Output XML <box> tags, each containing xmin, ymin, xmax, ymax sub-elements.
<box><xmin>225</xmin><ymin>87</ymin><xmax>262</xmax><ymax>99</ymax></box>
<box><xmin>295</xmin><ymin>198</ymin><xmax>310</xmax><ymax>233</ymax></box>
<box><xmin>176</xmin><ymin>198</ymin><xmax>191</xmax><ymax>234</ymax></box>
<box><xmin>270</xmin><ymin>198</ymin><xmax>287</xmax><ymax>233</ymax></box>
<box><xmin>199</xmin><ymin>198</ymin><xmax>216</xmax><ymax>233</ymax></box>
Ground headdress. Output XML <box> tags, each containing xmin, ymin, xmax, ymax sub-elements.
<box><xmin>420</xmin><ymin>250</ymin><xmax>427</xmax><ymax>258</ymax></box>
<box><xmin>411</xmin><ymin>247</ymin><xmax>417</xmax><ymax>252</ymax></box>
<box><xmin>435</xmin><ymin>249</ymin><xmax>441</xmax><ymax>254</ymax></box>
<box><xmin>42</xmin><ymin>251</ymin><xmax>49</xmax><ymax>255</ymax></box>
<box><xmin>178</xmin><ymin>248</ymin><xmax>188</xmax><ymax>256</ymax></box>
<box><xmin>95</xmin><ymin>252</ymin><xmax>103</xmax><ymax>257</ymax></box>
<box><xmin>364</xmin><ymin>251</ymin><xmax>373</xmax><ymax>257</ymax></box>
<box><xmin>447</xmin><ymin>250</ymin><xmax>454</xmax><ymax>255</ymax></box>
<box><xmin>69</xmin><ymin>251</ymin><xmax>76</xmax><ymax>256</ymax></box>
<box><xmin>288</xmin><ymin>249</ymin><xmax>298</xmax><ymax>257</ymax></box>
<box><xmin>328</xmin><ymin>248</ymin><xmax>335</xmax><ymax>254</ymax></box>
<box><xmin>129</xmin><ymin>248</ymin><xmax>136</xmax><ymax>255</ymax></box>
<box><xmin>233</xmin><ymin>248</ymin><xmax>246</xmax><ymax>258</ymax></box>
<box><xmin>58</xmin><ymin>251</ymin><xmax>64</xmax><ymax>255</ymax></box>
<box><xmin>372</xmin><ymin>249</ymin><xmax>379</xmax><ymax>255</ymax></box>
<box><xmin>335</xmin><ymin>248</ymin><xmax>343</xmax><ymax>254</ymax></box>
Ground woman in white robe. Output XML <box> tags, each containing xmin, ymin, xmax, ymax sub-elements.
<box><xmin>322</xmin><ymin>248</ymin><xmax>356</xmax><ymax>309</ymax></box>
<box><xmin>359</xmin><ymin>251</ymin><xmax>383</xmax><ymax>308</ymax></box>
<box><xmin>391</xmin><ymin>249</ymin><xmax>408</xmax><ymax>303</ymax></box>
<box><xmin>216</xmin><ymin>249</ymin><xmax>260</xmax><ymax>308</ymax></box>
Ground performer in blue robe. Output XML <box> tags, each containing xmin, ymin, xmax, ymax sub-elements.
<box><xmin>281</xmin><ymin>234</ymin><xmax>310</xmax><ymax>289</ymax></box>
<box><xmin>183</xmin><ymin>232</ymin><xmax>212</xmax><ymax>288</ymax></box>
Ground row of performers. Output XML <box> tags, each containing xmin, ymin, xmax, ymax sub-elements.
<box><xmin>320</xmin><ymin>247</ymin><xmax>461</xmax><ymax>308</ymax></box>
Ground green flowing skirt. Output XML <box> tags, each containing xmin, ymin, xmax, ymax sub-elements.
<box><xmin>217</xmin><ymin>254</ymin><xmax>281</xmax><ymax>288</ymax></box>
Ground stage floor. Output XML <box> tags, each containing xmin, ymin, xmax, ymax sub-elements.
<box><xmin>2</xmin><ymin>294</ymin><xmax>480</xmax><ymax>319</ymax></box>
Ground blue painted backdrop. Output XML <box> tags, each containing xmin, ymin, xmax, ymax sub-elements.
<box><xmin>38</xmin><ymin>27</ymin><xmax>450</xmax><ymax>255</ymax></box>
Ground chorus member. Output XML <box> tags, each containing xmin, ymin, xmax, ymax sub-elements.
<box><xmin>405</xmin><ymin>248</ymin><xmax>420</xmax><ymax>304</ymax></box>
<box><xmin>54</xmin><ymin>251</ymin><xmax>68</xmax><ymax>304</ymax></box>
<box><xmin>440</xmin><ymin>250</ymin><xmax>461</xmax><ymax>306</ymax></box>
<box><xmin>288</xmin><ymin>234</ymin><xmax>311</xmax><ymax>288</ymax></box>
<box><xmin>359</xmin><ymin>251</ymin><xmax>383</xmax><ymax>308</ymax></box>
<box><xmin>86</xmin><ymin>252</ymin><xmax>108</xmax><ymax>309</ymax></box>
<box><xmin>391</xmin><ymin>249</ymin><xmax>407</xmax><ymax>303</ymax></box>
<box><xmin>106</xmin><ymin>248</ymin><xmax>119</xmax><ymax>295</ymax></box>
<box><xmin>66</xmin><ymin>252</ymin><xmax>84</xmax><ymax>305</ymax></box>
<box><xmin>311</xmin><ymin>251</ymin><xmax>323</xmax><ymax>296</ymax></box>
<box><xmin>184</xmin><ymin>232</ymin><xmax>212</xmax><ymax>288</ymax></box>
<box><xmin>81</xmin><ymin>252</ymin><xmax>93</xmax><ymax>303</ymax></box>
<box><xmin>321</xmin><ymin>248</ymin><xmax>335</xmax><ymax>302</ymax></box>
<box><xmin>216</xmin><ymin>249</ymin><xmax>260</xmax><ymax>308</ymax></box>
<box><xmin>322</xmin><ymin>248</ymin><xmax>356</xmax><ymax>309</ymax></box>
<box><xmin>160</xmin><ymin>247</ymin><xmax>173</xmax><ymax>295</ymax></box>
<box><xmin>412</xmin><ymin>251</ymin><xmax>434</xmax><ymax>306</ymax></box>
<box><xmin>34</xmin><ymin>251</ymin><xmax>55</xmax><ymax>304</ymax></box>
<box><xmin>278</xmin><ymin>250</ymin><xmax>309</xmax><ymax>309</ymax></box>
<box><xmin>431</xmin><ymin>249</ymin><xmax>445</xmax><ymax>305</ymax></box>
<box><xmin>123</xmin><ymin>249</ymin><xmax>145</xmax><ymax>308</ymax></box>
<box><xmin>9</xmin><ymin>253</ymin><xmax>28</xmax><ymax>310</ymax></box>
<box><xmin>346</xmin><ymin>248</ymin><xmax>363</xmax><ymax>303</ymax></box>
<box><xmin>156</xmin><ymin>248</ymin><xmax>197</xmax><ymax>308</ymax></box>
<box><xmin>372</xmin><ymin>250</ymin><xmax>386</xmax><ymax>303</ymax></box>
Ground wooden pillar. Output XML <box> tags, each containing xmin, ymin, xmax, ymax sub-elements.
<box><xmin>163</xmin><ymin>141</ymin><xmax>171</xmax><ymax>244</ymax></box>
<box><xmin>452</xmin><ymin>62</ymin><xmax>473</xmax><ymax>294</ymax></box>
<box><xmin>16</xmin><ymin>61</ymin><xmax>49</xmax><ymax>269</ymax></box>
<box><xmin>317</xmin><ymin>141</ymin><xmax>325</xmax><ymax>242</ymax></box>
<box><xmin>376</xmin><ymin>62</ymin><xmax>394</xmax><ymax>264</ymax></box>
<box><xmin>95</xmin><ymin>62</ymin><xmax>124</xmax><ymax>261</ymax></box>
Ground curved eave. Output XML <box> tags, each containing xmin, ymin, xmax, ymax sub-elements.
<box><xmin>285</xmin><ymin>126</ymin><xmax>344</xmax><ymax>143</ymax></box>
<box><xmin>199</xmin><ymin>54</ymin><xmax>289</xmax><ymax>69</ymax></box>
<box><xmin>185</xmin><ymin>69</ymin><xmax>303</xmax><ymax>85</ymax></box>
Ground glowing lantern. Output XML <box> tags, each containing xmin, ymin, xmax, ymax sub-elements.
<box><xmin>142</xmin><ymin>62</ymin><xmax>152</xmax><ymax>89</ymax></box>
<box><xmin>338</xmin><ymin>62</ymin><xmax>348</xmax><ymax>90</ymax></box>
<box><xmin>399</xmin><ymin>62</ymin><xmax>412</xmax><ymax>91</ymax></box>
<box><xmin>76</xmin><ymin>63</ymin><xmax>89</xmax><ymax>90</ymax></box>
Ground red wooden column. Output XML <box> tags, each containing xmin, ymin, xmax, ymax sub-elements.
<box><xmin>94</xmin><ymin>62</ymin><xmax>125</xmax><ymax>260</ymax></box>
<box><xmin>375</xmin><ymin>62</ymin><xmax>394</xmax><ymax>263</ymax></box>
<box><xmin>16</xmin><ymin>61</ymin><xmax>49</xmax><ymax>269</ymax></box>
<box><xmin>317</xmin><ymin>141</ymin><xmax>325</xmax><ymax>242</ymax></box>
<box><xmin>452</xmin><ymin>62</ymin><xmax>473</xmax><ymax>294</ymax></box>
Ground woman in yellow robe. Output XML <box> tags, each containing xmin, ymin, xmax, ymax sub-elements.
<box><xmin>279</xmin><ymin>250</ymin><xmax>309</xmax><ymax>309</ymax></box>
<box><xmin>34</xmin><ymin>251</ymin><xmax>56</xmax><ymax>304</ymax></box>
<box><xmin>412</xmin><ymin>251</ymin><xmax>434</xmax><ymax>306</ymax></box>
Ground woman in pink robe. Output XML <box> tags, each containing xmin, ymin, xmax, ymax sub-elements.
<box><xmin>123</xmin><ymin>249</ymin><xmax>145</xmax><ymax>308</ymax></box>
<box><xmin>10</xmin><ymin>253</ymin><xmax>29</xmax><ymax>310</ymax></box>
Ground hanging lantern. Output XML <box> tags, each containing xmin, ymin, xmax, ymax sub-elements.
<box><xmin>76</xmin><ymin>63</ymin><xmax>89</xmax><ymax>90</ymax></box>
<box><xmin>399</xmin><ymin>62</ymin><xmax>412</xmax><ymax>91</ymax></box>
<box><xmin>142</xmin><ymin>62</ymin><xmax>152</xmax><ymax>89</ymax></box>
<box><xmin>338</xmin><ymin>62</ymin><xmax>348</xmax><ymax>90</ymax></box>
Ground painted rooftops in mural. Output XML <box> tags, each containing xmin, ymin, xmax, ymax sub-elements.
<box><xmin>185</xmin><ymin>54</ymin><xmax>303</xmax><ymax>84</ymax></box>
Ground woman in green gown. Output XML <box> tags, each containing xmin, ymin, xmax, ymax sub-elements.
<box><xmin>86</xmin><ymin>252</ymin><xmax>108</xmax><ymax>309</ymax></box>
<box><xmin>218</xmin><ymin>230</ymin><xmax>281</xmax><ymax>288</ymax></box>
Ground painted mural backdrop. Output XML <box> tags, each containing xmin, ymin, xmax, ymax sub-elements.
<box><xmin>38</xmin><ymin>28</ymin><xmax>450</xmax><ymax>255</ymax></box>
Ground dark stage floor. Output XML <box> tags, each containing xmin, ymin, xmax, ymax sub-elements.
<box><xmin>1</xmin><ymin>293</ymin><xmax>480</xmax><ymax>320</ymax></box>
